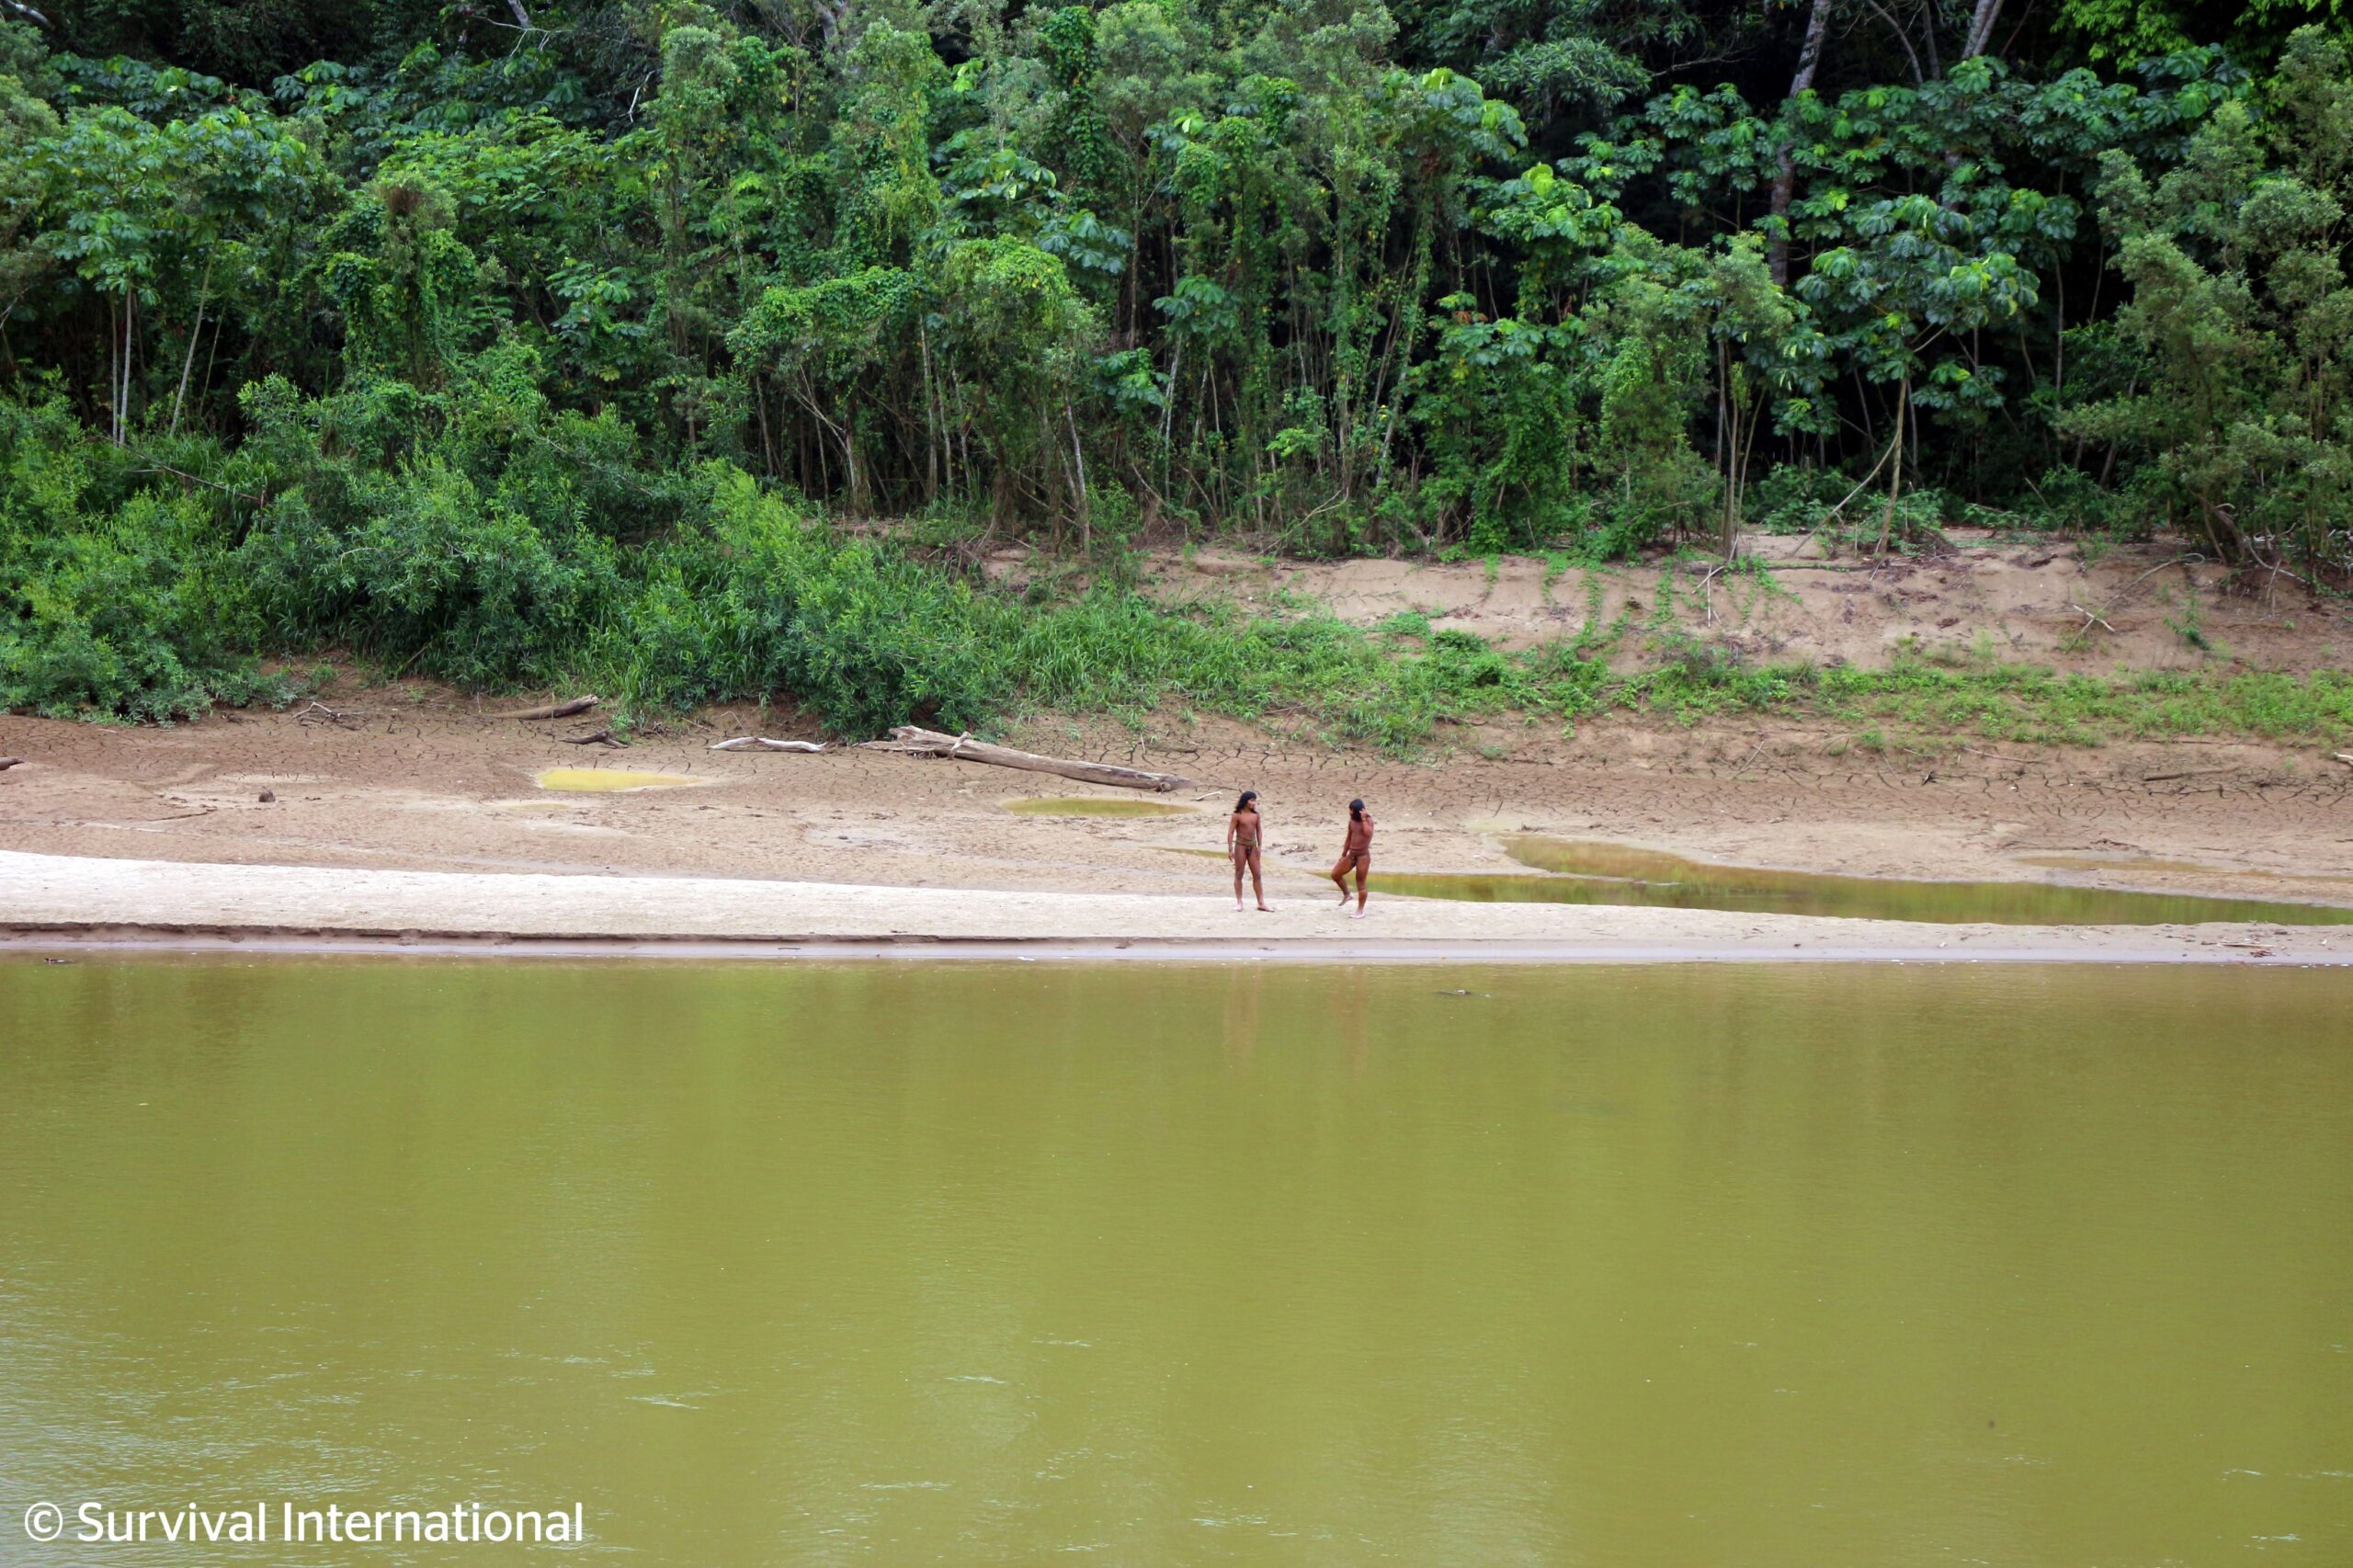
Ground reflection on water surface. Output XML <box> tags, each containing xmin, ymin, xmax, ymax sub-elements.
<box><xmin>1367</xmin><ymin>836</ymin><xmax>2353</xmax><ymax>926</ymax></box>
<box><xmin>2</xmin><ymin>959</ymin><xmax>2347</xmax><ymax>1565</ymax></box>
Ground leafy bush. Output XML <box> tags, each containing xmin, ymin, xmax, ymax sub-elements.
<box><xmin>0</xmin><ymin>398</ymin><xmax>281</xmax><ymax>720</ymax></box>
<box><xmin>245</xmin><ymin>460</ymin><xmax>615</xmax><ymax>689</ymax></box>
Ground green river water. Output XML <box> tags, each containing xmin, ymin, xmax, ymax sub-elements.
<box><xmin>1373</xmin><ymin>839</ymin><xmax>2353</xmax><ymax>926</ymax></box>
<box><xmin>2</xmin><ymin>957</ymin><xmax>2348</xmax><ymax>1565</ymax></box>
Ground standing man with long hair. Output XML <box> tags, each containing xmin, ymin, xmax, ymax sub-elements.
<box><xmin>1330</xmin><ymin>799</ymin><xmax>1373</xmax><ymax>918</ymax></box>
<box><xmin>1228</xmin><ymin>790</ymin><xmax>1271</xmax><ymax>912</ymax></box>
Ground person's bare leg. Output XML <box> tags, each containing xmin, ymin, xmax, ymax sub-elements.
<box><xmin>1233</xmin><ymin>852</ymin><xmax>1246</xmax><ymax>912</ymax></box>
<box><xmin>1349</xmin><ymin>864</ymin><xmax>1370</xmax><ymax>918</ymax></box>
<box><xmin>1252</xmin><ymin>850</ymin><xmax>1272</xmax><ymax>911</ymax></box>
<box><xmin>1330</xmin><ymin>858</ymin><xmax>1353</xmax><ymax>906</ymax></box>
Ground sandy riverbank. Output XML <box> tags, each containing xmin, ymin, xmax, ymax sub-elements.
<box><xmin>1</xmin><ymin>851</ymin><xmax>2343</xmax><ymax>964</ymax></box>
<box><xmin>4</xmin><ymin>651</ymin><xmax>2350</xmax><ymax>961</ymax></box>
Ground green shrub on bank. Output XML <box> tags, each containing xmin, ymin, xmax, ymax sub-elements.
<box><xmin>6</xmin><ymin>391</ymin><xmax>2352</xmax><ymax>749</ymax></box>
<box><xmin>0</xmin><ymin>399</ymin><xmax>284</xmax><ymax>721</ymax></box>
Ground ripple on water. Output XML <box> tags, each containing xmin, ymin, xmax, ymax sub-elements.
<box><xmin>5</xmin><ymin>961</ymin><xmax>2349</xmax><ymax>1560</ymax></box>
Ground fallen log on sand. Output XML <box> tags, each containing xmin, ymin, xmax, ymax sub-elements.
<box><xmin>858</xmin><ymin>726</ymin><xmax>1199</xmax><ymax>792</ymax></box>
<box><xmin>489</xmin><ymin>695</ymin><xmax>600</xmax><ymax>722</ymax></box>
<box><xmin>0</xmin><ymin>757</ymin><xmax>21</xmax><ymax>771</ymax></box>
<box><xmin>710</xmin><ymin>736</ymin><xmax>827</xmax><ymax>753</ymax></box>
<box><xmin>558</xmin><ymin>727</ymin><xmax>627</xmax><ymax>747</ymax></box>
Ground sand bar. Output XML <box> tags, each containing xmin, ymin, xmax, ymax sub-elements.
<box><xmin>2</xmin><ymin>850</ymin><xmax>2344</xmax><ymax>964</ymax></box>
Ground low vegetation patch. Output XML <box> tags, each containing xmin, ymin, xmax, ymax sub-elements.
<box><xmin>6</xmin><ymin>399</ymin><xmax>2347</xmax><ymax>753</ymax></box>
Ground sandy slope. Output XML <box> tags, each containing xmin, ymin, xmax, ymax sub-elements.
<box><xmin>1112</xmin><ymin>530</ymin><xmax>2353</xmax><ymax>669</ymax></box>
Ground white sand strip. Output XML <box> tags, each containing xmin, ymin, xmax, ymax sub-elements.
<box><xmin>1</xmin><ymin>850</ymin><xmax>2346</xmax><ymax>963</ymax></box>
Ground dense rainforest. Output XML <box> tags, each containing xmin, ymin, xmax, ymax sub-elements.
<box><xmin>2</xmin><ymin>0</ymin><xmax>2352</xmax><ymax>737</ymax></box>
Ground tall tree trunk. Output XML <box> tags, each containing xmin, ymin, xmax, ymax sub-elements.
<box><xmin>113</xmin><ymin>291</ymin><xmax>137</xmax><ymax>445</ymax></box>
<box><xmin>170</xmin><ymin>256</ymin><xmax>213</xmax><ymax>437</ymax></box>
<box><xmin>1768</xmin><ymin>0</ymin><xmax>1836</xmax><ymax>288</ymax></box>
<box><xmin>1717</xmin><ymin>337</ymin><xmax>1736</xmax><ymax>553</ymax></box>
<box><xmin>1065</xmin><ymin>403</ymin><xmax>1092</xmax><ymax>552</ymax></box>
<box><xmin>1962</xmin><ymin>0</ymin><xmax>2005</xmax><ymax>59</ymax></box>
<box><xmin>1877</xmin><ymin>376</ymin><xmax>1908</xmax><ymax>555</ymax></box>
<box><xmin>919</xmin><ymin>321</ymin><xmax>942</xmax><ymax>501</ymax></box>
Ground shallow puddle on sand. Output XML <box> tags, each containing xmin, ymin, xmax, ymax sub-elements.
<box><xmin>535</xmin><ymin>768</ymin><xmax>709</xmax><ymax>793</ymax></box>
<box><xmin>1004</xmin><ymin>796</ymin><xmax>1198</xmax><ymax>817</ymax></box>
<box><xmin>1364</xmin><ymin>836</ymin><xmax>2353</xmax><ymax>926</ymax></box>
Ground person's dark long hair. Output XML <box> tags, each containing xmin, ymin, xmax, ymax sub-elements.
<box><xmin>1234</xmin><ymin>790</ymin><xmax>1258</xmax><ymax>813</ymax></box>
<box><xmin>1348</xmin><ymin>798</ymin><xmax>1365</xmax><ymax>820</ymax></box>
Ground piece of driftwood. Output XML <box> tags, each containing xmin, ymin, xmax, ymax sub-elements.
<box><xmin>0</xmin><ymin>757</ymin><xmax>21</xmax><ymax>771</ymax></box>
<box><xmin>2335</xmin><ymin>752</ymin><xmax>2353</xmax><ymax>767</ymax></box>
<box><xmin>558</xmin><ymin>727</ymin><xmax>627</xmax><ymax>747</ymax></box>
<box><xmin>858</xmin><ymin>726</ymin><xmax>1200</xmax><ymax>791</ymax></box>
<box><xmin>491</xmin><ymin>695</ymin><xmax>600</xmax><ymax>721</ymax></box>
<box><xmin>710</xmin><ymin>736</ymin><xmax>826</xmax><ymax>753</ymax></box>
